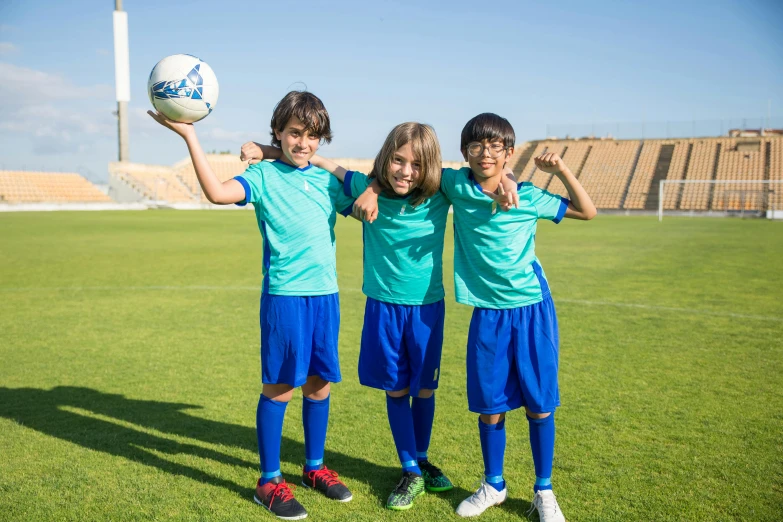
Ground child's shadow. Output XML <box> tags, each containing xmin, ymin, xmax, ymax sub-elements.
<box><xmin>0</xmin><ymin>386</ymin><xmax>474</xmax><ymax>508</ymax></box>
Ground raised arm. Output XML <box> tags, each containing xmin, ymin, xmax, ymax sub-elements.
<box><xmin>310</xmin><ymin>155</ymin><xmax>349</xmax><ymax>182</ymax></box>
<box><xmin>148</xmin><ymin>111</ymin><xmax>244</xmax><ymax>205</ymax></box>
<box><xmin>534</xmin><ymin>153</ymin><xmax>596</xmax><ymax>220</ymax></box>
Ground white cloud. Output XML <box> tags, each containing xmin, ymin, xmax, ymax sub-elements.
<box><xmin>0</xmin><ymin>104</ymin><xmax>113</xmax><ymax>139</ymax></box>
<box><xmin>0</xmin><ymin>62</ymin><xmax>113</xmax><ymax>102</ymax></box>
<box><xmin>0</xmin><ymin>42</ymin><xmax>17</xmax><ymax>54</ymax></box>
<box><xmin>0</xmin><ymin>62</ymin><xmax>118</xmax><ymax>156</ymax></box>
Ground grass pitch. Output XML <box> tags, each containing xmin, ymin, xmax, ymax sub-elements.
<box><xmin>0</xmin><ymin>211</ymin><xmax>781</xmax><ymax>521</ymax></box>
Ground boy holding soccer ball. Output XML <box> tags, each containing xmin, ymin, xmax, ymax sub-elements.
<box><xmin>149</xmin><ymin>91</ymin><xmax>355</xmax><ymax>520</ymax></box>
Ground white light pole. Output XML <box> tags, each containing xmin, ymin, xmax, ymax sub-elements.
<box><xmin>113</xmin><ymin>0</ymin><xmax>130</xmax><ymax>161</ymax></box>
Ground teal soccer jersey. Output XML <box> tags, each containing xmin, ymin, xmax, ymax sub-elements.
<box><xmin>440</xmin><ymin>167</ymin><xmax>569</xmax><ymax>309</ymax></box>
<box><xmin>345</xmin><ymin>171</ymin><xmax>450</xmax><ymax>305</ymax></box>
<box><xmin>234</xmin><ymin>160</ymin><xmax>354</xmax><ymax>296</ymax></box>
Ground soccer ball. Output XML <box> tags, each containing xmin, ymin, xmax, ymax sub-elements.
<box><xmin>148</xmin><ymin>54</ymin><xmax>219</xmax><ymax>123</ymax></box>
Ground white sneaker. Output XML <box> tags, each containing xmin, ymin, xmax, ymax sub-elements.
<box><xmin>456</xmin><ymin>479</ymin><xmax>507</xmax><ymax>517</ymax></box>
<box><xmin>527</xmin><ymin>490</ymin><xmax>566</xmax><ymax>522</ymax></box>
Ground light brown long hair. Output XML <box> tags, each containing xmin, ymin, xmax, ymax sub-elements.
<box><xmin>369</xmin><ymin>122</ymin><xmax>442</xmax><ymax>207</ymax></box>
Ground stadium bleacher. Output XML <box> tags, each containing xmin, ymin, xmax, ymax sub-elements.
<box><xmin>510</xmin><ymin>135</ymin><xmax>782</xmax><ymax>212</ymax></box>
<box><xmin>8</xmin><ymin>136</ymin><xmax>775</xmax><ymax>211</ymax></box>
<box><xmin>0</xmin><ymin>171</ymin><xmax>111</xmax><ymax>203</ymax></box>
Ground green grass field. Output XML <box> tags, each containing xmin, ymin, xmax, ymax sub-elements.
<box><xmin>1</xmin><ymin>211</ymin><xmax>781</xmax><ymax>522</ymax></box>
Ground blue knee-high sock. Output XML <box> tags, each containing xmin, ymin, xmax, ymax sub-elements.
<box><xmin>257</xmin><ymin>394</ymin><xmax>288</xmax><ymax>484</ymax></box>
<box><xmin>386</xmin><ymin>394</ymin><xmax>421</xmax><ymax>474</ymax></box>
<box><xmin>479</xmin><ymin>418</ymin><xmax>506</xmax><ymax>492</ymax></box>
<box><xmin>412</xmin><ymin>394</ymin><xmax>435</xmax><ymax>461</ymax></box>
<box><xmin>303</xmin><ymin>395</ymin><xmax>330</xmax><ymax>472</ymax></box>
<box><xmin>527</xmin><ymin>413</ymin><xmax>555</xmax><ymax>492</ymax></box>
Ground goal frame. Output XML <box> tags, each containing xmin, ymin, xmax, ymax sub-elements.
<box><xmin>658</xmin><ymin>180</ymin><xmax>783</xmax><ymax>221</ymax></box>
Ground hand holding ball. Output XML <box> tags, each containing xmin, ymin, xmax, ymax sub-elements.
<box><xmin>148</xmin><ymin>54</ymin><xmax>219</xmax><ymax>123</ymax></box>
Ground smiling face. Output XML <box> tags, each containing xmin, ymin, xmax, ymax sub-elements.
<box><xmin>385</xmin><ymin>142</ymin><xmax>421</xmax><ymax>196</ymax></box>
<box><xmin>274</xmin><ymin>116</ymin><xmax>321</xmax><ymax>167</ymax></box>
<box><xmin>463</xmin><ymin>138</ymin><xmax>512</xmax><ymax>181</ymax></box>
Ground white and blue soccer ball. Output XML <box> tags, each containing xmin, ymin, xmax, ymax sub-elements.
<box><xmin>148</xmin><ymin>54</ymin><xmax>219</xmax><ymax>123</ymax></box>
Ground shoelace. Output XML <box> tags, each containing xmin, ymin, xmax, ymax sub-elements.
<box><xmin>525</xmin><ymin>491</ymin><xmax>558</xmax><ymax>518</ymax></box>
<box><xmin>393</xmin><ymin>475</ymin><xmax>413</xmax><ymax>494</ymax></box>
<box><xmin>268</xmin><ymin>481</ymin><xmax>295</xmax><ymax>508</ymax></box>
<box><xmin>467</xmin><ymin>480</ymin><xmax>492</xmax><ymax>506</ymax></box>
<box><xmin>307</xmin><ymin>467</ymin><xmax>342</xmax><ymax>488</ymax></box>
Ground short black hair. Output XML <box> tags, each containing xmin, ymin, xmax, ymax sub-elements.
<box><xmin>460</xmin><ymin>113</ymin><xmax>515</xmax><ymax>152</ymax></box>
<box><xmin>270</xmin><ymin>91</ymin><xmax>332</xmax><ymax>148</ymax></box>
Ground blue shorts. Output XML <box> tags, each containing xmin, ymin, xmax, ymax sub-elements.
<box><xmin>260</xmin><ymin>293</ymin><xmax>341</xmax><ymax>388</ymax></box>
<box><xmin>358</xmin><ymin>297</ymin><xmax>445</xmax><ymax>396</ymax></box>
<box><xmin>467</xmin><ymin>295</ymin><xmax>560</xmax><ymax>415</ymax></box>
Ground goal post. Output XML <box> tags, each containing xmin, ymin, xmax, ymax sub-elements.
<box><xmin>658</xmin><ymin>180</ymin><xmax>783</xmax><ymax>221</ymax></box>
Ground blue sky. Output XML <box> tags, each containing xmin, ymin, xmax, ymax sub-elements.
<box><xmin>0</xmin><ymin>0</ymin><xmax>781</xmax><ymax>182</ymax></box>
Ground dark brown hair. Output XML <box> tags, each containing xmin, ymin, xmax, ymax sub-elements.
<box><xmin>460</xmin><ymin>113</ymin><xmax>515</xmax><ymax>153</ymax></box>
<box><xmin>369</xmin><ymin>122</ymin><xmax>442</xmax><ymax>207</ymax></box>
<box><xmin>270</xmin><ymin>91</ymin><xmax>332</xmax><ymax>147</ymax></box>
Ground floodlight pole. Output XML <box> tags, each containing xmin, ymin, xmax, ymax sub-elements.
<box><xmin>114</xmin><ymin>0</ymin><xmax>130</xmax><ymax>162</ymax></box>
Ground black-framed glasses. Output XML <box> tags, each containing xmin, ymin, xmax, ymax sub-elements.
<box><xmin>467</xmin><ymin>142</ymin><xmax>507</xmax><ymax>158</ymax></box>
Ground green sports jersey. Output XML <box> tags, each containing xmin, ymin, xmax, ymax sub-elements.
<box><xmin>345</xmin><ymin>171</ymin><xmax>450</xmax><ymax>305</ymax></box>
<box><xmin>440</xmin><ymin>167</ymin><xmax>569</xmax><ymax>309</ymax></box>
<box><xmin>234</xmin><ymin>160</ymin><xmax>354</xmax><ymax>296</ymax></box>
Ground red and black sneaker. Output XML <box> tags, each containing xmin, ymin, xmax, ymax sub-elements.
<box><xmin>254</xmin><ymin>476</ymin><xmax>308</xmax><ymax>520</ymax></box>
<box><xmin>301</xmin><ymin>465</ymin><xmax>353</xmax><ymax>502</ymax></box>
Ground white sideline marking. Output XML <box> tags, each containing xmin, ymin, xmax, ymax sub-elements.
<box><xmin>0</xmin><ymin>285</ymin><xmax>780</xmax><ymax>322</ymax></box>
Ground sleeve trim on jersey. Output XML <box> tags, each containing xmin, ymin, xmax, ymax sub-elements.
<box><xmin>233</xmin><ymin>176</ymin><xmax>251</xmax><ymax>207</ymax></box>
<box><xmin>339</xmin><ymin>204</ymin><xmax>353</xmax><ymax>217</ymax></box>
<box><xmin>552</xmin><ymin>197</ymin><xmax>569</xmax><ymax>224</ymax></box>
<box><xmin>343</xmin><ymin>171</ymin><xmax>354</xmax><ymax>197</ymax></box>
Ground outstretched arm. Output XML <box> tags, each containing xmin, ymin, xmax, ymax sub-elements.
<box><xmin>534</xmin><ymin>153</ymin><xmax>596</xmax><ymax>220</ymax></box>
<box><xmin>310</xmin><ymin>154</ymin><xmax>379</xmax><ymax>221</ymax></box>
<box><xmin>310</xmin><ymin>155</ymin><xmax>349</xmax><ymax>182</ymax></box>
<box><xmin>149</xmin><ymin>111</ymin><xmax>244</xmax><ymax>205</ymax></box>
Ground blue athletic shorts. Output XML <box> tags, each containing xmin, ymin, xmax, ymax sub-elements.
<box><xmin>260</xmin><ymin>293</ymin><xmax>341</xmax><ymax>387</ymax></box>
<box><xmin>358</xmin><ymin>297</ymin><xmax>445</xmax><ymax>396</ymax></box>
<box><xmin>466</xmin><ymin>295</ymin><xmax>560</xmax><ymax>414</ymax></box>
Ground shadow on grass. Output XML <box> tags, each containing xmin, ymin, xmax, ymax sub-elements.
<box><xmin>0</xmin><ymin>386</ymin><xmax>476</xmax><ymax>509</ymax></box>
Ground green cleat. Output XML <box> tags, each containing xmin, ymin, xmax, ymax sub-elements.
<box><xmin>418</xmin><ymin>459</ymin><xmax>454</xmax><ymax>492</ymax></box>
<box><xmin>386</xmin><ymin>471</ymin><xmax>425</xmax><ymax>511</ymax></box>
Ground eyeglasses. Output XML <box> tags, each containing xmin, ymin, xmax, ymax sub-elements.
<box><xmin>466</xmin><ymin>142</ymin><xmax>507</xmax><ymax>158</ymax></box>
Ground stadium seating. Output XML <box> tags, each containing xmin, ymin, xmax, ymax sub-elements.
<box><xmin>0</xmin><ymin>171</ymin><xmax>111</xmax><ymax>203</ymax></box>
<box><xmin>172</xmin><ymin>155</ymin><xmax>246</xmax><ymax>202</ymax></box>
<box><xmin>512</xmin><ymin>136</ymin><xmax>782</xmax><ymax>212</ymax></box>
<box><xmin>711</xmin><ymin>139</ymin><xmax>765</xmax><ymax>211</ymax></box>
<box><xmin>103</xmin><ymin>137</ymin><xmax>782</xmax><ymax>211</ymax></box>
<box><xmin>770</xmin><ymin>138</ymin><xmax>783</xmax><ymax>211</ymax></box>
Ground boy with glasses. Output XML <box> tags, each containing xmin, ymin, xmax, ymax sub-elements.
<box><xmin>438</xmin><ymin>113</ymin><xmax>596</xmax><ymax>521</ymax></box>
